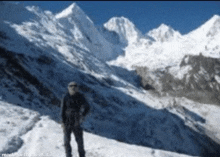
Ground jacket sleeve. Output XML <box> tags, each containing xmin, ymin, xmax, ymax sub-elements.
<box><xmin>60</xmin><ymin>96</ymin><xmax>67</xmax><ymax>123</ymax></box>
<box><xmin>83</xmin><ymin>101</ymin><xmax>90</xmax><ymax>117</ymax></box>
<box><xmin>81</xmin><ymin>95</ymin><xmax>90</xmax><ymax>117</ymax></box>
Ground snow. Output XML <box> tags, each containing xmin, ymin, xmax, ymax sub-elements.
<box><xmin>0</xmin><ymin>101</ymin><xmax>40</xmax><ymax>154</ymax></box>
<box><xmin>107</xmin><ymin>14</ymin><xmax>220</xmax><ymax>72</ymax></box>
<box><xmin>1</xmin><ymin>91</ymin><xmax>220</xmax><ymax>157</ymax></box>
<box><xmin>55</xmin><ymin>2</ymin><xmax>117</xmax><ymax>61</ymax></box>
<box><xmin>169</xmin><ymin>65</ymin><xmax>192</xmax><ymax>80</ymax></box>
<box><xmin>104</xmin><ymin>17</ymin><xmax>142</xmax><ymax>46</ymax></box>
<box><xmin>1</xmin><ymin>1</ymin><xmax>220</xmax><ymax>157</ymax></box>
<box><xmin>187</xmin><ymin>15</ymin><xmax>220</xmax><ymax>40</ymax></box>
<box><xmin>147</xmin><ymin>23</ymin><xmax>182</xmax><ymax>42</ymax></box>
<box><xmin>168</xmin><ymin>97</ymin><xmax>220</xmax><ymax>144</ymax></box>
<box><xmin>55</xmin><ymin>3</ymin><xmax>76</xmax><ymax>19</ymax></box>
<box><xmin>215</xmin><ymin>75</ymin><xmax>220</xmax><ymax>84</ymax></box>
<box><xmin>0</xmin><ymin>99</ymin><xmax>196</xmax><ymax>157</ymax></box>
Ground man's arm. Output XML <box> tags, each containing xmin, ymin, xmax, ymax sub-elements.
<box><xmin>82</xmin><ymin>101</ymin><xmax>90</xmax><ymax>117</ymax></box>
<box><xmin>60</xmin><ymin>96</ymin><xmax>67</xmax><ymax>123</ymax></box>
<box><xmin>80</xmin><ymin>94</ymin><xmax>90</xmax><ymax>117</ymax></box>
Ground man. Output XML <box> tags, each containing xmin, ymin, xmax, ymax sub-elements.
<box><xmin>61</xmin><ymin>82</ymin><xmax>90</xmax><ymax>157</ymax></box>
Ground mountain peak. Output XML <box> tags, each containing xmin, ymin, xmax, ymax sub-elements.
<box><xmin>206</xmin><ymin>14</ymin><xmax>220</xmax><ymax>37</ymax></box>
<box><xmin>55</xmin><ymin>3</ymin><xmax>81</xmax><ymax>19</ymax></box>
<box><xmin>104</xmin><ymin>16</ymin><xmax>137</xmax><ymax>30</ymax></box>
<box><xmin>147</xmin><ymin>23</ymin><xmax>181</xmax><ymax>42</ymax></box>
<box><xmin>187</xmin><ymin>14</ymin><xmax>220</xmax><ymax>38</ymax></box>
<box><xmin>157</xmin><ymin>23</ymin><xmax>171</xmax><ymax>31</ymax></box>
<box><xmin>110</xmin><ymin>16</ymin><xmax>133</xmax><ymax>24</ymax></box>
<box><xmin>199</xmin><ymin>14</ymin><xmax>220</xmax><ymax>31</ymax></box>
<box><xmin>104</xmin><ymin>16</ymin><xmax>142</xmax><ymax>45</ymax></box>
<box><xmin>212</xmin><ymin>14</ymin><xmax>220</xmax><ymax>19</ymax></box>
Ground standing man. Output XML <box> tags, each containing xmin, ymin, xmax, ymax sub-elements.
<box><xmin>61</xmin><ymin>82</ymin><xmax>90</xmax><ymax>157</ymax></box>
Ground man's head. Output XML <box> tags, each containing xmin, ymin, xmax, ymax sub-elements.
<box><xmin>68</xmin><ymin>81</ymin><xmax>79</xmax><ymax>95</ymax></box>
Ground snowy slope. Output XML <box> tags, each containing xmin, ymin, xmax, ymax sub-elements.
<box><xmin>55</xmin><ymin>3</ymin><xmax>118</xmax><ymax>61</ymax></box>
<box><xmin>0</xmin><ymin>2</ymin><xmax>220</xmax><ymax>157</ymax></box>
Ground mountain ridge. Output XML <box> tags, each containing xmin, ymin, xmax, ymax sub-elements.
<box><xmin>186</xmin><ymin>14</ymin><xmax>220</xmax><ymax>39</ymax></box>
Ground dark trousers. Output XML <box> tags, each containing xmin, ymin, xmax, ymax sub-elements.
<box><xmin>63</xmin><ymin>124</ymin><xmax>85</xmax><ymax>157</ymax></box>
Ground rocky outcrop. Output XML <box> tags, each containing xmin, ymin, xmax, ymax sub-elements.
<box><xmin>136</xmin><ymin>54</ymin><xmax>220</xmax><ymax>105</ymax></box>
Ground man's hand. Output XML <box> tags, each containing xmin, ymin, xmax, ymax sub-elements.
<box><xmin>79</xmin><ymin>116</ymin><xmax>85</xmax><ymax>124</ymax></box>
<box><xmin>58</xmin><ymin>119</ymin><xmax>63</xmax><ymax>124</ymax></box>
<box><xmin>61</xmin><ymin>122</ymin><xmax>65</xmax><ymax>129</ymax></box>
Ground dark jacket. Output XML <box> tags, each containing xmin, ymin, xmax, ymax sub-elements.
<box><xmin>61</xmin><ymin>92</ymin><xmax>90</xmax><ymax>126</ymax></box>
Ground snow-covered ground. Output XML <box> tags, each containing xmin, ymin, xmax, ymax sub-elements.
<box><xmin>1</xmin><ymin>92</ymin><xmax>220</xmax><ymax>157</ymax></box>
<box><xmin>0</xmin><ymin>99</ymin><xmax>195</xmax><ymax>157</ymax></box>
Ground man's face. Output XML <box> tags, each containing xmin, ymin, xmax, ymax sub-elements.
<box><xmin>68</xmin><ymin>84</ymin><xmax>78</xmax><ymax>95</ymax></box>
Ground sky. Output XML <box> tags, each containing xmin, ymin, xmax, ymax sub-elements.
<box><xmin>20</xmin><ymin>1</ymin><xmax>220</xmax><ymax>35</ymax></box>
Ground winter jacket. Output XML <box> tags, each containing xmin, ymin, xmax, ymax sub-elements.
<box><xmin>61</xmin><ymin>92</ymin><xmax>90</xmax><ymax>126</ymax></box>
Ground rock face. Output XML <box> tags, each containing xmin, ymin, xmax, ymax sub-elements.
<box><xmin>135</xmin><ymin>54</ymin><xmax>220</xmax><ymax>105</ymax></box>
<box><xmin>0</xmin><ymin>47</ymin><xmax>60</xmax><ymax>112</ymax></box>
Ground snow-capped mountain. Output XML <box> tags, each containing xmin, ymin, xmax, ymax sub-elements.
<box><xmin>147</xmin><ymin>23</ymin><xmax>182</xmax><ymax>42</ymax></box>
<box><xmin>104</xmin><ymin>16</ymin><xmax>143</xmax><ymax>46</ymax></box>
<box><xmin>185</xmin><ymin>15</ymin><xmax>220</xmax><ymax>58</ymax></box>
<box><xmin>103</xmin><ymin>16</ymin><xmax>156</xmax><ymax>51</ymax></box>
<box><xmin>109</xmin><ymin>15</ymin><xmax>220</xmax><ymax>70</ymax></box>
<box><xmin>108</xmin><ymin>14</ymin><xmax>220</xmax><ymax>106</ymax></box>
<box><xmin>0</xmin><ymin>2</ymin><xmax>220</xmax><ymax>157</ymax></box>
<box><xmin>55</xmin><ymin>3</ymin><xmax>118</xmax><ymax>61</ymax></box>
<box><xmin>187</xmin><ymin>15</ymin><xmax>220</xmax><ymax>39</ymax></box>
<box><xmin>206</xmin><ymin>15</ymin><xmax>220</xmax><ymax>37</ymax></box>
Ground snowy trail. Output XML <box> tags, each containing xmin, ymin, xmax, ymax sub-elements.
<box><xmin>10</xmin><ymin>116</ymin><xmax>191</xmax><ymax>157</ymax></box>
<box><xmin>0</xmin><ymin>101</ymin><xmax>40</xmax><ymax>155</ymax></box>
<box><xmin>12</xmin><ymin>116</ymin><xmax>64</xmax><ymax>157</ymax></box>
<box><xmin>0</xmin><ymin>100</ymin><xmax>191</xmax><ymax>157</ymax></box>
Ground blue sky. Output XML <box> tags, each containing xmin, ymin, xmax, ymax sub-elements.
<box><xmin>20</xmin><ymin>1</ymin><xmax>220</xmax><ymax>35</ymax></box>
